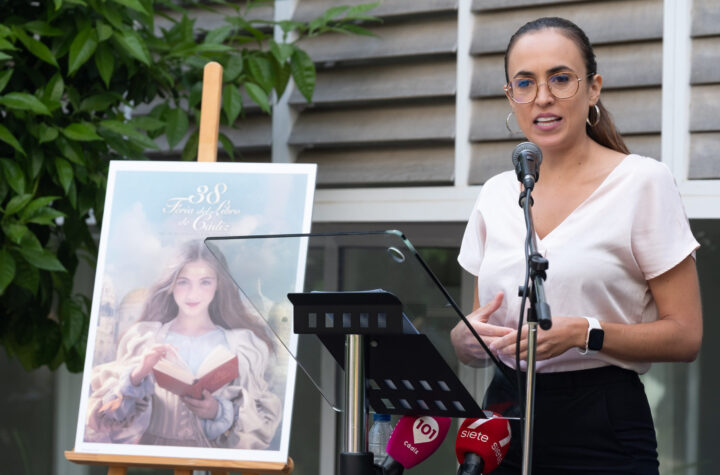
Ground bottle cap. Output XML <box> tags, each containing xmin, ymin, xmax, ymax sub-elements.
<box><xmin>373</xmin><ymin>413</ymin><xmax>391</xmax><ymax>422</ymax></box>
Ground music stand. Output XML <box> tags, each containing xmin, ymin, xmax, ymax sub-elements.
<box><xmin>206</xmin><ymin>231</ymin><xmax>514</xmax><ymax>475</ymax></box>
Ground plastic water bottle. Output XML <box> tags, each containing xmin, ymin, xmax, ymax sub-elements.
<box><xmin>368</xmin><ymin>413</ymin><xmax>394</xmax><ymax>465</ymax></box>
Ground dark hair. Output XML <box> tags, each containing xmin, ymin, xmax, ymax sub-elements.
<box><xmin>504</xmin><ymin>17</ymin><xmax>629</xmax><ymax>155</ymax></box>
<box><xmin>138</xmin><ymin>240</ymin><xmax>274</xmax><ymax>350</ymax></box>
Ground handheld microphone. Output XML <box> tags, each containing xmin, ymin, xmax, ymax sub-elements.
<box><xmin>512</xmin><ymin>141</ymin><xmax>543</xmax><ymax>190</ymax></box>
<box><xmin>380</xmin><ymin>415</ymin><xmax>451</xmax><ymax>475</ymax></box>
<box><xmin>455</xmin><ymin>413</ymin><xmax>512</xmax><ymax>475</ymax></box>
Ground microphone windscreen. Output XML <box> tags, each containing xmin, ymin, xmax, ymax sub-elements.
<box><xmin>455</xmin><ymin>413</ymin><xmax>512</xmax><ymax>474</ymax></box>
<box><xmin>511</xmin><ymin>141</ymin><xmax>542</xmax><ymax>167</ymax></box>
<box><xmin>385</xmin><ymin>415</ymin><xmax>452</xmax><ymax>469</ymax></box>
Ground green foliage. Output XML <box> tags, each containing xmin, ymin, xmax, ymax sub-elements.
<box><xmin>0</xmin><ymin>0</ymin><xmax>379</xmax><ymax>372</ymax></box>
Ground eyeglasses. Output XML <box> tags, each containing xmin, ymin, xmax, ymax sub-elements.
<box><xmin>504</xmin><ymin>72</ymin><xmax>595</xmax><ymax>104</ymax></box>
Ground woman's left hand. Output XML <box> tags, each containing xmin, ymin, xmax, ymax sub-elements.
<box><xmin>183</xmin><ymin>389</ymin><xmax>220</xmax><ymax>420</ymax></box>
<box><xmin>489</xmin><ymin>316</ymin><xmax>587</xmax><ymax>361</ymax></box>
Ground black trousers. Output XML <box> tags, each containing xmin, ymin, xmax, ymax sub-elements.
<box><xmin>484</xmin><ymin>364</ymin><xmax>659</xmax><ymax>475</ymax></box>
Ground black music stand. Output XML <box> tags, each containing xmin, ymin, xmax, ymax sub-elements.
<box><xmin>289</xmin><ymin>291</ymin><xmax>485</xmax><ymax>475</ymax></box>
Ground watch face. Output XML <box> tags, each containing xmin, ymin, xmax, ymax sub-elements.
<box><xmin>588</xmin><ymin>329</ymin><xmax>604</xmax><ymax>351</ymax></box>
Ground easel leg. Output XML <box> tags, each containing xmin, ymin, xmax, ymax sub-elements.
<box><xmin>107</xmin><ymin>467</ymin><xmax>127</xmax><ymax>475</ymax></box>
<box><xmin>174</xmin><ymin>470</ymin><xmax>192</xmax><ymax>475</ymax></box>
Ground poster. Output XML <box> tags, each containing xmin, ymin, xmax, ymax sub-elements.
<box><xmin>73</xmin><ymin>161</ymin><xmax>316</xmax><ymax>463</ymax></box>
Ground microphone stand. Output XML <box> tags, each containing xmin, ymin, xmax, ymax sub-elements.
<box><xmin>517</xmin><ymin>188</ymin><xmax>552</xmax><ymax>475</ymax></box>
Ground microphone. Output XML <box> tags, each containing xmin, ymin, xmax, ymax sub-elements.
<box><xmin>512</xmin><ymin>141</ymin><xmax>543</xmax><ymax>190</ymax></box>
<box><xmin>380</xmin><ymin>415</ymin><xmax>451</xmax><ymax>475</ymax></box>
<box><xmin>455</xmin><ymin>413</ymin><xmax>512</xmax><ymax>475</ymax></box>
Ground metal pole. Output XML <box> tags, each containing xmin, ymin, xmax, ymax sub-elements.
<box><xmin>521</xmin><ymin>321</ymin><xmax>538</xmax><ymax>475</ymax></box>
<box><xmin>344</xmin><ymin>334</ymin><xmax>365</xmax><ymax>453</ymax></box>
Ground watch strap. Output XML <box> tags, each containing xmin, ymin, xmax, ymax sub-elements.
<box><xmin>579</xmin><ymin>316</ymin><xmax>602</xmax><ymax>355</ymax></box>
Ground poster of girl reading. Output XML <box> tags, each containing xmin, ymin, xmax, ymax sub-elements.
<box><xmin>73</xmin><ymin>161</ymin><xmax>316</xmax><ymax>463</ymax></box>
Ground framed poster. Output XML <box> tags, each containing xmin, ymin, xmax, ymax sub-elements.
<box><xmin>73</xmin><ymin>161</ymin><xmax>316</xmax><ymax>463</ymax></box>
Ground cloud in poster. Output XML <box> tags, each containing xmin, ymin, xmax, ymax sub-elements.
<box><xmin>105</xmin><ymin>201</ymin><xmax>167</xmax><ymax>300</ymax></box>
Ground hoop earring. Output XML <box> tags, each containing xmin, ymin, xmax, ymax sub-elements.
<box><xmin>506</xmin><ymin>111</ymin><xmax>520</xmax><ymax>135</ymax></box>
<box><xmin>586</xmin><ymin>104</ymin><xmax>601</xmax><ymax>127</ymax></box>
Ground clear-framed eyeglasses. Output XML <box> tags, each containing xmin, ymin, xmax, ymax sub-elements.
<box><xmin>504</xmin><ymin>71</ymin><xmax>595</xmax><ymax>104</ymax></box>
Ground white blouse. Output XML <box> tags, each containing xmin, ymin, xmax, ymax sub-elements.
<box><xmin>458</xmin><ymin>154</ymin><xmax>699</xmax><ymax>374</ymax></box>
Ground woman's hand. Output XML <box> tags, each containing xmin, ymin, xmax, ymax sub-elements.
<box><xmin>130</xmin><ymin>344</ymin><xmax>176</xmax><ymax>386</ymax></box>
<box><xmin>183</xmin><ymin>389</ymin><xmax>220</xmax><ymax>420</ymax></box>
<box><xmin>450</xmin><ymin>291</ymin><xmax>513</xmax><ymax>366</ymax></box>
<box><xmin>489</xmin><ymin>316</ymin><xmax>588</xmax><ymax>361</ymax></box>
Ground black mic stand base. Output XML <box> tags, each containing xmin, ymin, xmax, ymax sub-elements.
<box><xmin>340</xmin><ymin>452</ymin><xmax>377</xmax><ymax>475</ymax></box>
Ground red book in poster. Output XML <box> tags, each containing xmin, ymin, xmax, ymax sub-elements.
<box><xmin>152</xmin><ymin>345</ymin><xmax>239</xmax><ymax>399</ymax></box>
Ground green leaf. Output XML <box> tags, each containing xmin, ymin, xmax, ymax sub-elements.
<box><xmin>0</xmin><ymin>52</ymin><xmax>11</xmax><ymax>61</ymax></box>
<box><xmin>0</xmin><ymin>38</ymin><xmax>17</xmax><ymax>51</ymax></box>
<box><xmin>131</xmin><ymin>116</ymin><xmax>165</xmax><ymax>132</ymax></box>
<box><xmin>272</xmin><ymin>60</ymin><xmax>291</xmax><ymax>99</ymax></box>
<box><xmin>181</xmin><ymin>130</ymin><xmax>199</xmax><ymax>161</ymax></box>
<box><xmin>79</xmin><ymin>93</ymin><xmax>119</xmax><ymax>112</ymax></box>
<box><xmin>38</xmin><ymin>124</ymin><xmax>59</xmax><ymax>144</ymax></box>
<box><xmin>20</xmin><ymin>196</ymin><xmax>59</xmax><ymax>219</ymax></box>
<box><xmin>0</xmin><ymin>124</ymin><xmax>25</xmax><ymax>155</ymax></box>
<box><xmin>44</xmin><ymin>73</ymin><xmax>65</xmax><ymax>104</ymax></box>
<box><xmin>323</xmin><ymin>5</ymin><xmax>351</xmax><ymax>21</ymax></box>
<box><xmin>218</xmin><ymin>133</ymin><xmax>235</xmax><ymax>160</ymax></box>
<box><xmin>226</xmin><ymin>17</ymin><xmax>267</xmax><ymax>43</ymax></box>
<box><xmin>96</xmin><ymin>21</ymin><xmax>113</xmax><ymax>42</ymax></box>
<box><xmin>204</xmin><ymin>25</ymin><xmax>233</xmax><ymax>44</ymax></box>
<box><xmin>25</xmin><ymin>207</ymin><xmax>66</xmax><ymax>226</ymax></box>
<box><xmin>68</xmin><ymin>27</ymin><xmax>99</xmax><ymax>76</ymax></box>
<box><xmin>13</xmin><ymin>257</ymin><xmax>39</xmax><ymax>294</ymax></box>
<box><xmin>99</xmin><ymin>120</ymin><xmax>159</xmax><ymax>149</ymax></box>
<box><xmin>0</xmin><ymin>92</ymin><xmax>51</xmax><ymax>115</ymax></box>
<box><xmin>4</xmin><ymin>193</ymin><xmax>32</xmax><ymax>215</ymax></box>
<box><xmin>60</xmin><ymin>299</ymin><xmax>84</xmax><ymax>350</ymax></box>
<box><xmin>247</xmin><ymin>55</ymin><xmax>273</xmax><ymax>93</ymax></box>
<box><xmin>113</xmin><ymin>30</ymin><xmax>151</xmax><ymax>66</ymax></box>
<box><xmin>18</xmin><ymin>247</ymin><xmax>66</xmax><ymax>272</ymax></box>
<box><xmin>290</xmin><ymin>49</ymin><xmax>316</xmax><ymax>103</ymax></box>
<box><xmin>222</xmin><ymin>84</ymin><xmax>243</xmax><ymax>125</ymax></box>
<box><xmin>165</xmin><ymin>107</ymin><xmax>189</xmax><ymax>149</ymax></box>
<box><xmin>270</xmin><ymin>40</ymin><xmax>294</xmax><ymax>64</ymax></box>
<box><xmin>0</xmin><ymin>69</ymin><xmax>12</xmax><ymax>94</ymax></box>
<box><xmin>55</xmin><ymin>157</ymin><xmax>74</xmax><ymax>193</ymax></box>
<box><xmin>54</xmin><ymin>0</ymin><xmax>62</xmax><ymax>10</ymax></box>
<box><xmin>0</xmin><ymin>159</ymin><xmax>27</xmax><ymax>194</ymax></box>
<box><xmin>94</xmin><ymin>42</ymin><xmax>114</xmax><ymax>88</ymax></box>
<box><xmin>346</xmin><ymin>2</ymin><xmax>381</xmax><ymax>17</ymax></box>
<box><xmin>0</xmin><ymin>249</ymin><xmax>16</xmax><ymax>294</ymax></box>
<box><xmin>110</xmin><ymin>0</ymin><xmax>150</xmax><ymax>15</ymax></box>
<box><xmin>222</xmin><ymin>55</ymin><xmax>244</xmax><ymax>82</ymax></box>
<box><xmin>2</xmin><ymin>222</ymin><xmax>29</xmax><ymax>244</ymax></box>
<box><xmin>24</xmin><ymin>21</ymin><xmax>64</xmax><ymax>37</ymax></box>
<box><xmin>62</xmin><ymin>122</ymin><xmax>103</xmax><ymax>141</ymax></box>
<box><xmin>12</xmin><ymin>27</ymin><xmax>59</xmax><ymax>68</ymax></box>
<box><xmin>244</xmin><ymin>82</ymin><xmax>270</xmax><ymax>113</ymax></box>
<box><xmin>57</xmin><ymin>137</ymin><xmax>85</xmax><ymax>165</ymax></box>
<box><xmin>335</xmin><ymin>24</ymin><xmax>377</xmax><ymax>37</ymax></box>
<box><xmin>28</xmin><ymin>147</ymin><xmax>44</xmax><ymax>180</ymax></box>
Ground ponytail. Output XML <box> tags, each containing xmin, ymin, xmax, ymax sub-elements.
<box><xmin>587</xmin><ymin>100</ymin><xmax>629</xmax><ymax>154</ymax></box>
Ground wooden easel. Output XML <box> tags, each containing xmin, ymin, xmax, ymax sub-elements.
<box><xmin>65</xmin><ymin>62</ymin><xmax>295</xmax><ymax>475</ymax></box>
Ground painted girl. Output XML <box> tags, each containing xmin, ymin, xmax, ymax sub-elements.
<box><xmin>85</xmin><ymin>240</ymin><xmax>282</xmax><ymax>449</ymax></box>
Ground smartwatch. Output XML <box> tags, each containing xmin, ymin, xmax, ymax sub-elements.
<box><xmin>579</xmin><ymin>316</ymin><xmax>604</xmax><ymax>355</ymax></box>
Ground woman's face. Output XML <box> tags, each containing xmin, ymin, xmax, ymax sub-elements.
<box><xmin>172</xmin><ymin>259</ymin><xmax>218</xmax><ymax>318</ymax></box>
<box><xmin>506</xmin><ymin>29</ymin><xmax>601</xmax><ymax>153</ymax></box>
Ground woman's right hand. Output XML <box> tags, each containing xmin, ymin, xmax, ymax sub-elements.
<box><xmin>130</xmin><ymin>344</ymin><xmax>175</xmax><ymax>386</ymax></box>
<box><xmin>450</xmin><ymin>291</ymin><xmax>512</xmax><ymax>366</ymax></box>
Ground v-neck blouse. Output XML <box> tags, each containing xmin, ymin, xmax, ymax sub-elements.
<box><xmin>458</xmin><ymin>154</ymin><xmax>699</xmax><ymax>374</ymax></box>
